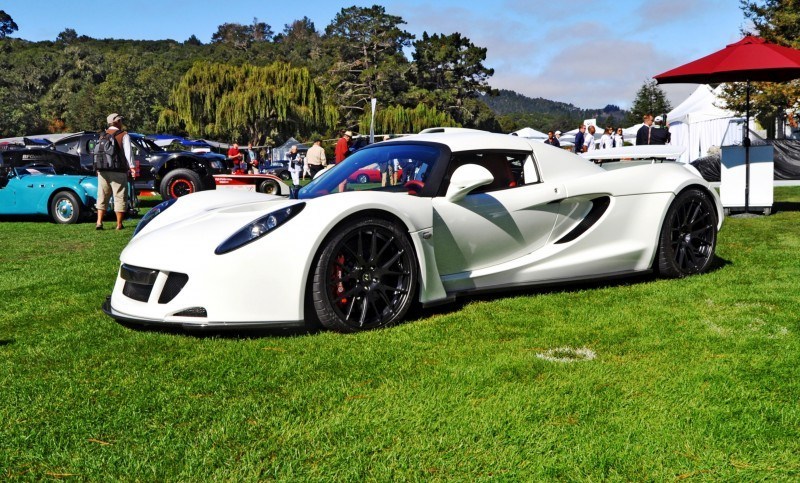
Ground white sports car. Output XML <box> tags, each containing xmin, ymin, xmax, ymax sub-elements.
<box><xmin>103</xmin><ymin>129</ymin><xmax>723</xmax><ymax>333</ymax></box>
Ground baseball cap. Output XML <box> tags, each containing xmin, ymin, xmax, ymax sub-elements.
<box><xmin>107</xmin><ymin>113</ymin><xmax>123</xmax><ymax>124</ymax></box>
<box><xmin>555</xmin><ymin>130</ymin><xmax>561</xmax><ymax>135</ymax></box>
<box><xmin>654</xmin><ymin>115</ymin><xmax>663</xmax><ymax>122</ymax></box>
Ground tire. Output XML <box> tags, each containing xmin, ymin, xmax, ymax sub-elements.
<box><xmin>278</xmin><ymin>170</ymin><xmax>291</xmax><ymax>181</ymax></box>
<box><xmin>50</xmin><ymin>191</ymin><xmax>82</xmax><ymax>224</ymax></box>
<box><xmin>160</xmin><ymin>168</ymin><xmax>203</xmax><ymax>200</ymax></box>
<box><xmin>258</xmin><ymin>179</ymin><xmax>280</xmax><ymax>195</ymax></box>
<box><xmin>311</xmin><ymin>217</ymin><xmax>418</xmax><ymax>333</ymax></box>
<box><xmin>357</xmin><ymin>174</ymin><xmax>369</xmax><ymax>184</ymax></box>
<box><xmin>656</xmin><ymin>188</ymin><xmax>718</xmax><ymax>278</ymax></box>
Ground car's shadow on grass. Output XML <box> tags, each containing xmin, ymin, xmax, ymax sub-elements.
<box><xmin>406</xmin><ymin>255</ymin><xmax>733</xmax><ymax>322</ymax></box>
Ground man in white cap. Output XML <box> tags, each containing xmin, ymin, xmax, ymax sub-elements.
<box><xmin>650</xmin><ymin>115</ymin><xmax>671</xmax><ymax>145</ymax></box>
<box><xmin>96</xmin><ymin>113</ymin><xmax>135</xmax><ymax>230</ymax></box>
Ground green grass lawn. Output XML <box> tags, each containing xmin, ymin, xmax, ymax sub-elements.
<box><xmin>1</xmin><ymin>188</ymin><xmax>799</xmax><ymax>480</ymax></box>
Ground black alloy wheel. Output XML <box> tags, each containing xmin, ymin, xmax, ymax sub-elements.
<box><xmin>311</xmin><ymin>217</ymin><xmax>418</xmax><ymax>332</ymax></box>
<box><xmin>656</xmin><ymin>188</ymin><xmax>718</xmax><ymax>277</ymax></box>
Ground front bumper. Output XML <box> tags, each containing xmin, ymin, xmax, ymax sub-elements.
<box><xmin>102</xmin><ymin>296</ymin><xmax>305</xmax><ymax>331</ymax></box>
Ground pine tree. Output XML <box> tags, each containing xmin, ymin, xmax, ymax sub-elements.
<box><xmin>627</xmin><ymin>80</ymin><xmax>672</xmax><ymax>125</ymax></box>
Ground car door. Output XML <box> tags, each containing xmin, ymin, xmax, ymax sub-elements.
<box><xmin>432</xmin><ymin>151</ymin><xmax>564</xmax><ymax>276</ymax></box>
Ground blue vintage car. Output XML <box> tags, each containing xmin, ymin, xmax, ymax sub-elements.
<box><xmin>0</xmin><ymin>148</ymin><xmax>99</xmax><ymax>223</ymax></box>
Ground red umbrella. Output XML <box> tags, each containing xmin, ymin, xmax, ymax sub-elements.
<box><xmin>654</xmin><ymin>36</ymin><xmax>800</xmax><ymax>83</ymax></box>
<box><xmin>654</xmin><ymin>36</ymin><xmax>800</xmax><ymax>213</ymax></box>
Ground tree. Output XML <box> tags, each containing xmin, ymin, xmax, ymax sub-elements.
<box><xmin>627</xmin><ymin>80</ymin><xmax>672</xmax><ymax>125</ymax></box>
<box><xmin>274</xmin><ymin>17</ymin><xmax>324</xmax><ymax>71</ymax></box>
<box><xmin>358</xmin><ymin>103</ymin><xmax>458</xmax><ymax>134</ymax></box>
<box><xmin>410</xmin><ymin>32</ymin><xmax>495</xmax><ymax>127</ymax></box>
<box><xmin>160</xmin><ymin>61</ymin><xmax>336</xmax><ymax>145</ymax></box>
<box><xmin>0</xmin><ymin>10</ymin><xmax>18</xmax><ymax>39</ymax></box>
<box><xmin>56</xmin><ymin>28</ymin><xmax>78</xmax><ymax>44</ymax></box>
<box><xmin>210</xmin><ymin>19</ymin><xmax>273</xmax><ymax>50</ymax></box>
<box><xmin>184</xmin><ymin>34</ymin><xmax>203</xmax><ymax>46</ymax></box>
<box><xmin>323</xmin><ymin>5</ymin><xmax>414</xmax><ymax>129</ymax></box>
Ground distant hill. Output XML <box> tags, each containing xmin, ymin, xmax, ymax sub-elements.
<box><xmin>481</xmin><ymin>89</ymin><xmax>629</xmax><ymax>133</ymax></box>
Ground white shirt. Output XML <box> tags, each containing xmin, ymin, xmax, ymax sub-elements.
<box><xmin>613</xmin><ymin>133</ymin><xmax>624</xmax><ymax>147</ymax></box>
<box><xmin>584</xmin><ymin>131</ymin><xmax>596</xmax><ymax>151</ymax></box>
<box><xmin>600</xmin><ymin>134</ymin><xmax>614</xmax><ymax>149</ymax></box>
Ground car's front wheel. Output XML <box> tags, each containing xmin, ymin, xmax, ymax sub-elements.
<box><xmin>311</xmin><ymin>217</ymin><xmax>418</xmax><ymax>332</ymax></box>
<box><xmin>160</xmin><ymin>168</ymin><xmax>203</xmax><ymax>200</ymax></box>
<box><xmin>50</xmin><ymin>191</ymin><xmax>81</xmax><ymax>224</ymax></box>
<box><xmin>656</xmin><ymin>188</ymin><xmax>718</xmax><ymax>278</ymax></box>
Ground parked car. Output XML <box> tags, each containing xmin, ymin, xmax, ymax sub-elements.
<box><xmin>51</xmin><ymin>132</ymin><xmax>228</xmax><ymax>200</ymax></box>
<box><xmin>0</xmin><ymin>148</ymin><xmax>138</xmax><ymax>223</ymax></box>
<box><xmin>261</xmin><ymin>161</ymin><xmax>291</xmax><ymax>181</ymax></box>
<box><xmin>104</xmin><ymin>129</ymin><xmax>723</xmax><ymax>333</ymax></box>
<box><xmin>0</xmin><ymin>149</ymin><xmax>98</xmax><ymax>223</ymax></box>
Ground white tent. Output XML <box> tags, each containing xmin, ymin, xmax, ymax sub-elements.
<box><xmin>667</xmin><ymin>84</ymin><xmax>746</xmax><ymax>163</ymax></box>
<box><xmin>512</xmin><ymin>127</ymin><xmax>548</xmax><ymax>139</ymax></box>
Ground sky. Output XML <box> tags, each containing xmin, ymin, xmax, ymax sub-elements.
<box><xmin>3</xmin><ymin>0</ymin><xmax>750</xmax><ymax>111</ymax></box>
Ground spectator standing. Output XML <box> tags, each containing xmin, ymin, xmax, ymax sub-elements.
<box><xmin>305</xmin><ymin>139</ymin><xmax>327</xmax><ymax>177</ymax></box>
<box><xmin>636</xmin><ymin>114</ymin><xmax>654</xmax><ymax>145</ymax></box>
<box><xmin>227</xmin><ymin>143</ymin><xmax>244</xmax><ymax>172</ymax></box>
<box><xmin>247</xmin><ymin>143</ymin><xmax>258</xmax><ymax>173</ymax></box>
<box><xmin>96</xmin><ymin>113</ymin><xmax>135</xmax><ymax>231</ymax></box>
<box><xmin>335</xmin><ymin>130</ymin><xmax>352</xmax><ymax>164</ymax></box>
<box><xmin>649</xmin><ymin>115</ymin><xmax>671</xmax><ymax>145</ymax></box>
<box><xmin>583</xmin><ymin>125</ymin><xmax>597</xmax><ymax>152</ymax></box>
<box><xmin>287</xmin><ymin>145</ymin><xmax>303</xmax><ymax>186</ymax></box>
<box><xmin>544</xmin><ymin>130</ymin><xmax>561</xmax><ymax>147</ymax></box>
<box><xmin>574</xmin><ymin>125</ymin><xmax>586</xmax><ymax>153</ymax></box>
<box><xmin>614</xmin><ymin>127</ymin><xmax>625</xmax><ymax>148</ymax></box>
<box><xmin>599</xmin><ymin>127</ymin><xmax>614</xmax><ymax>149</ymax></box>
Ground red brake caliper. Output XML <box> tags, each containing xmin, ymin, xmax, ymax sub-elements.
<box><xmin>334</xmin><ymin>254</ymin><xmax>346</xmax><ymax>307</ymax></box>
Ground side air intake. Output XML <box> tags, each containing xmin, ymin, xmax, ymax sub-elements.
<box><xmin>555</xmin><ymin>196</ymin><xmax>610</xmax><ymax>244</ymax></box>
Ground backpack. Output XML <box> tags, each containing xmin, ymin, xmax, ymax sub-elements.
<box><xmin>93</xmin><ymin>130</ymin><xmax>124</xmax><ymax>171</ymax></box>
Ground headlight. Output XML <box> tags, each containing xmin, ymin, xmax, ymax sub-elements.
<box><xmin>215</xmin><ymin>203</ymin><xmax>305</xmax><ymax>255</ymax></box>
<box><xmin>133</xmin><ymin>198</ymin><xmax>178</xmax><ymax>236</ymax></box>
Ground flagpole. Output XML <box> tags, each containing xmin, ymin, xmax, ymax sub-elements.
<box><xmin>744</xmin><ymin>80</ymin><xmax>751</xmax><ymax>213</ymax></box>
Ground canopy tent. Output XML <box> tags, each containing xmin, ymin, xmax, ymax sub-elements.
<box><xmin>666</xmin><ymin>84</ymin><xmax>747</xmax><ymax>163</ymax></box>
<box><xmin>271</xmin><ymin>137</ymin><xmax>309</xmax><ymax>161</ymax></box>
<box><xmin>512</xmin><ymin>127</ymin><xmax>548</xmax><ymax>139</ymax></box>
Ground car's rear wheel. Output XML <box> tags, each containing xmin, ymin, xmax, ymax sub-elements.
<box><xmin>311</xmin><ymin>217</ymin><xmax>418</xmax><ymax>333</ymax></box>
<box><xmin>160</xmin><ymin>168</ymin><xmax>202</xmax><ymax>200</ymax></box>
<box><xmin>357</xmin><ymin>174</ymin><xmax>369</xmax><ymax>184</ymax></box>
<box><xmin>656</xmin><ymin>188</ymin><xmax>717</xmax><ymax>278</ymax></box>
<box><xmin>50</xmin><ymin>191</ymin><xmax>81</xmax><ymax>224</ymax></box>
<box><xmin>278</xmin><ymin>170</ymin><xmax>291</xmax><ymax>181</ymax></box>
<box><xmin>258</xmin><ymin>179</ymin><xmax>280</xmax><ymax>195</ymax></box>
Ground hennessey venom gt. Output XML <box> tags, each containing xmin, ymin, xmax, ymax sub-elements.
<box><xmin>103</xmin><ymin>129</ymin><xmax>723</xmax><ymax>333</ymax></box>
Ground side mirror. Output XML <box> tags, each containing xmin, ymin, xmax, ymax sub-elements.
<box><xmin>445</xmin><ymin>164</ymin><xmax>494</xmax><ymax>202</ymax></box>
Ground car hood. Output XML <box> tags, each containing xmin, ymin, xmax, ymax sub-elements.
<box><xmin>133</xmin><ymin>190</ymin><xmax>295</xmax><ymax>239</ymax></box>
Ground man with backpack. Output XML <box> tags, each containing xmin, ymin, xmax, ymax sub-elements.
<box><xmin>94</xmin><ymin>113</ymin><xmax>134</xmax><ymax>230</ymax></box>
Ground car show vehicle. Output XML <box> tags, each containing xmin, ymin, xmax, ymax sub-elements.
<box><xmin>0</xmin><ymin>151</ymin><xmax>98</xmax><ymax>223</ymax></box>
<box><xmin>0</xmin><ymin>148</ymin><xmax>138</xmax><ymax>223</ymax></box>
<box><xmin>213</xmin><ymin>172</ymin><xmax>291</xmax><ymax>195</ymax></box>
<box><xmin>261</xmin><ymin>161</ymin><xmax>291</xmax><ymax>181</ymax></box>
<box><xmin>104</xmin><ymin>129</ymin><xmax>723</xmax><ymax>333</ymax></box>
<box><xmin>51</xmin><ymin>132</ymin><xmax>227</xmax><ymax>200</ymax></box>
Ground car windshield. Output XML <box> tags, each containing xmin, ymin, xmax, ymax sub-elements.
<box><xmin>298</xmin><ymin>143</ymin><xmax>442</xmax><ymax>199</ymax></box>
<box><xmin>134</xmin><ymin>137</ymin><xmax>164</xmax><ymax>152</ymax></box>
